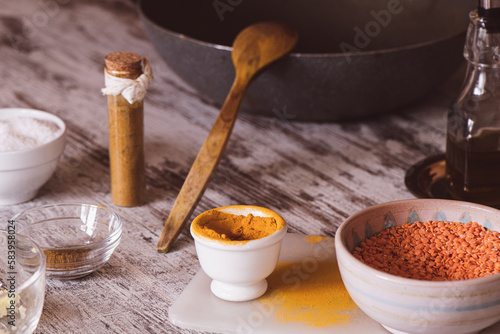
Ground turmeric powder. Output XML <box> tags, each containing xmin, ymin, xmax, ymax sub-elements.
<box><xmin>191</xmin><ymin>210</ymin><xmax>282</xmax><ymax>242</ymax></box>
<box><xmin>258</xmin><ymin>236</ymin><xmax>358</xmax><ymax>327</ymax></box>
<box><xmin>260</xmin><ymin>260</ymin><xmax>357</xmax><ymax>327</ymax></box>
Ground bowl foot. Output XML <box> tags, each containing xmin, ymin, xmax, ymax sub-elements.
<box><xmin>0</xmin><ymin>189</ymin><xmax>38</xmax><ymax>205</ymax></box>
<box><xmin>381</xmin><ymin>324</ymin><xmax>480</xmax><ymax>334</ymax></box>
<box><xmin>210</xmin><ymin>279</ymin><xmax>268</xmax><ymax>302</ymax></box>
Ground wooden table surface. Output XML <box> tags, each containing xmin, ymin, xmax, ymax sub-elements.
<box><xmin>0</xmin><ymin>0</ymin><xmax>465</xmax><ymax>333</ymax></box>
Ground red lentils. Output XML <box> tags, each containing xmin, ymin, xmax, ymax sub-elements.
<box><xmin>352</xmin><ymin>221</ymin><xmax>500</xmax><ymax>281</ymax></box>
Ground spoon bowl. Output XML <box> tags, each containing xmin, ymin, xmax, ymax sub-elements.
<box><xmin>231</xmin><ymin>22</ymin><xmax>298</xmax><ymax>81</ymax></box>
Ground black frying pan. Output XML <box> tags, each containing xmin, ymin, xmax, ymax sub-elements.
<box><xmin>139</xmin><ymin>0</ymin><xmax>474</xmax><ymax>122</ymax></box>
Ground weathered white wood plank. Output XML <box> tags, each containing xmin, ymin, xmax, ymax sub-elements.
<box><xmin>0</xmin><ymin>0</ymin><xmax>463</xmax><ymax>333</ymax></box>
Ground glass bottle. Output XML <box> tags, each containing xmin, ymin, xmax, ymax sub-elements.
<box><xmin>446</xmin><ymin>1</ymin><xmax>500</xmax><ymax>207</ymax></box>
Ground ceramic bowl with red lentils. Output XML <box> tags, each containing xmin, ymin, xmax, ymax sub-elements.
<box><xmin>335</xmin><ymin>199</ymin><xmax>500</xmax><ymax>334</ymax></box>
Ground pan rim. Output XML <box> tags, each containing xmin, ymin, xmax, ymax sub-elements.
<box><xmin>138</xmin><ymin>1</ymin><xmax>469</xmax><ymax>59</ymax></box>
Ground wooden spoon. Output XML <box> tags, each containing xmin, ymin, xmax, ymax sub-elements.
<box><xmin>157</xmin><ymin>22</ymin><xmax>298</xmax><ymax>253</ymax></box>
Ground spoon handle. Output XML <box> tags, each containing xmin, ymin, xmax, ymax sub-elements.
<box><xmin>156</xmin><ymin>77</ymin><xmax>248</xmax><ymax>253</ymax></box>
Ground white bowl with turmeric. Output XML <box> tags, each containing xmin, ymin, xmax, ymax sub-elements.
<box><xmin>190</xmin><ymin>205</ymin><xmax>287</xmax><ymax>302</ymax></box>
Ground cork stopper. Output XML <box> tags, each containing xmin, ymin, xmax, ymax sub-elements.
<box><xmin>104</xmin><ymin>52</ymin><xmax>143</xmax><ymax>79</ymax></box>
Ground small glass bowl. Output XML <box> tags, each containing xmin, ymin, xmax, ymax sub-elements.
<box><xmin>0</xmin><ymin>229</ymin><xmax>46</xmax><ymax>333</ymax></box>
<box><xmin>12</xmin><ymin>203</ymin><xmax>122</xmax><ymax>279</ymax></box>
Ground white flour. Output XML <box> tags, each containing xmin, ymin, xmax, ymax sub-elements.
<box><xmin>0</xmin><ymin>116</ymin><xmax>62</xmax><ymax>152</ymax></box>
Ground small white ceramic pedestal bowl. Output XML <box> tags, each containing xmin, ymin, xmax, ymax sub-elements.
<box><xmin>191</xmin><ymin>205</ymin><xmax>287</xmax><ymax>302</ymax></box>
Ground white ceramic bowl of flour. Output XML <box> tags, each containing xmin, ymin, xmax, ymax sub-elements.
<box><xmin>0</xmin><ymin>108</ymin><xmax>66</xmax><ymax>205</ymax></box>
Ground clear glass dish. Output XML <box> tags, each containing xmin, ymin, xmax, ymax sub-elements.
<box><xmin>12</xmin><ymin>204</ymin><xmax>122</xmax><ymax>280</ymax></box>
<box><xmin>0</xmin><ymin>229</ymin><xmax>46</xmax><ymax>333</ymax></box>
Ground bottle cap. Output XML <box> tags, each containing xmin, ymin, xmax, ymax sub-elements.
<box><xmin>480</xmin><ymin>0</ymin><xmax>500</xmax><ymax>10</ymax></box>
<box><xmin>478</xmin><ymin>0</ymin><xmax>500</xmax><ymax>32</ymax></box>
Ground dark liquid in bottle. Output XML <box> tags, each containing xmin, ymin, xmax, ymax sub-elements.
<box><xmin>446</xmin><ymin>129</ymin><xmax>500</xmax><ymax>207</ymax></box>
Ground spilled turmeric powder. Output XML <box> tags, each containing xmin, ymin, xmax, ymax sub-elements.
<box><xmin>191</xmin><ymin>210</ymin><xmax>282</xmax><ymax>242</ymax></box>
<box><xmin>258</xmin><ymin>236</ymin><xmax>357</xmax><ymax>327</ymax></box>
